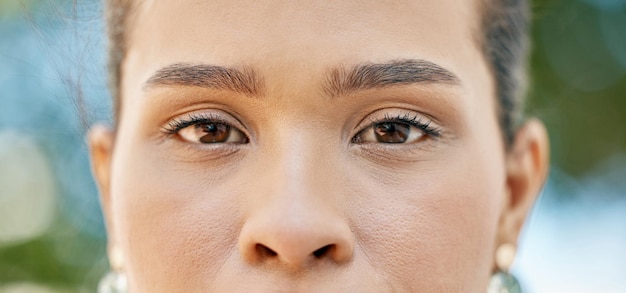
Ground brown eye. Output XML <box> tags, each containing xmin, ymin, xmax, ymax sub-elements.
<box><xmin>374</xmin><ymin>122</ymin><xmax>410</xmax><ymax>143</ymax></box>
<box><xmin>178</xmin><ymin>122</ymin><xmax>248</xmax><ymax>144</ymax></box>
<box><xmin>355</xmin><ymin>122</ymin><xmax>425</xmax><ymax>144</ymax></box>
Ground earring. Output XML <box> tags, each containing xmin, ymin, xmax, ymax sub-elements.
<box><xmin>98</xmin><ymin>270</ymin><xmax>128</xmax><ymax>293</ymax></box>
<box><xmin>98</xmin><ymin>247</ymin><xmax>128</xmax><ymax>293</ymax></box>
<box><xmin>487</xmin><ymin>243</ymin><xmax>522</xmax><ymax>293</ymax></box>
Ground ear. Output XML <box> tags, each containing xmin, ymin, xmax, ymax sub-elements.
<box><xmin>498</xmin><ymin>119</ymin><xmax>550</xmax><ymax>246</ymax></box>
<box><xmin>88</xmin><ymin>124</ymin><xmax>120</xmax><ymax>266</ymax></box>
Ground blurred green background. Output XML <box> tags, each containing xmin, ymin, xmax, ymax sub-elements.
<box><xmin>0</xmin><ymin>0</ymin><xmax>624</xmax><ymax>292</ymax></box>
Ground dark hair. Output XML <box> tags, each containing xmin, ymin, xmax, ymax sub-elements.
<box><xmin>481</xmin><ymin>0</ymin><xmax>530</xmax><ymax>145</ymax></box>
<box><xmin>105</xmin><ymin>0</ymin><xmax>529</xmax><ymax>145</ymax></box>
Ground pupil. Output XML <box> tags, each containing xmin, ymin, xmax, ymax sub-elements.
<box><xmin>198</xmin><ymin>123</ymin><xmax>230</xmax><ymax>143</ymax></box>
<box><xmin>374</xmin><ymin>122</ymin><xmax>409</xmax><ymax>143</ymax></box>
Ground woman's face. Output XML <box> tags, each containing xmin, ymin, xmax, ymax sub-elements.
<box><xmin>90</xmin><ymin>0</ymin><xmax>548</xmax><ymax>292</ymax></box>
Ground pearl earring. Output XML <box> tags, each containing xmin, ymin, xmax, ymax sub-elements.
<box><xmin>98</xmin><ymin>270</ymin><xmax>128</xmax><ymax>293</ymax></box>
<box><xmin>487</xmin><ymin>243</ymin><xmax>522</xmax><ymax>293</ymax></box>
<box><xmin>98</xmin><ymin>247</ymin><xmax>128</xmax><ymax>293</ymax></box>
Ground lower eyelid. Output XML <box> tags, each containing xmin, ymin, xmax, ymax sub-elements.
<box><xmin>171</xmin><ymin>144</ymin><xmax>243</xmax><ymax>163</ymax></box>
<box><xmin>350</xmin><ymin>143</ymin><xmax>438</xmax><ymax>164</ymax></box>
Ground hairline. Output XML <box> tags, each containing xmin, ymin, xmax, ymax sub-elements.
<box><xmin>105</xmin><ymin>0</ymin><xmax>526</xmax><ymax>146</ymax></box>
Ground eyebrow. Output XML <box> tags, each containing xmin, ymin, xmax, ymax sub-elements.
<box><xmin>323</xmin><ymin>59</ymin><xmax>461</xmax><ymax>97</ymax></box>
<box><xmin>144</xmin><ymin>63</ymin><xmax>263</xmax><ymax>96</ymax></box>
<box><xmin>144</xmin><ymin>59</ymin><xmax>459</xmax><ymax>98</ymax></box>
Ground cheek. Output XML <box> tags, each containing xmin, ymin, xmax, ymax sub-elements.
<box><xmin>110</xmin><ymin>144</ymin><xmax>243</xmax><ymax>291</ymax></box>
<box><xmin>349</xmin><ymin>155</ymin><xmax>502</xmax><ymax>291</ymax></box>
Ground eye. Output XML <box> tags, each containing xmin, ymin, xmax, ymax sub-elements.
<box><xmin>354</xmin><ymin>122</ymin><xmax>424</xmax><ymax>144</ymax></box>
<box><xmin>352</xmin><ymin>112</ymin><xmax>441</xmax><ymax>144</ymax></box>
<box><xmin>163</xmin><ymin>113</ymin><xmax>249</xmax><ymax>144</ymax></box>
<box><xmin>178</xmin><ymin>122</ymin><xmax>248</xmax><ymax>144</ymax></box>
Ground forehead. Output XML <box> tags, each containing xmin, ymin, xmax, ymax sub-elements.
<box><xmin>124</xmin><ymin>0</ymin><xmax>483</xmax><ymax>72</ymax></box>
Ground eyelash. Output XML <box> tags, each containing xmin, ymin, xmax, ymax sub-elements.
<box><xmin>161</xmin><ymin>112</ymin><xmax>441</xmax><ymax>141</ymax></box>
<box><xmin>162</xmin><ymin>113</ymin><xmax>237</xmax><ymax>135</ymax></box>
<box><xmin>354</xmin><ymin>113</ymin><xmax>441</xmax><ymax>140</ymax></box>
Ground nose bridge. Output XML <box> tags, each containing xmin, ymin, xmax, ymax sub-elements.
<box><xmin>261</xmin><ymin>120</ymin><xmax>339</xmax><ymax>196</ymax></box>
<box><xmin>276</xmin><ymin>128</ymin><xmax>329</xmax><ymax>194</ymax></box>
<box><xmin>238</xmin><ymin>126</ymin><xmax>353</xmax><ymax>268</ymax></box>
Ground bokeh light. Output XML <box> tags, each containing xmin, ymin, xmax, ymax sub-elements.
<box><xmin>539</xmin><ymin>0</ymin><xmax>625</xmax><ymax>92</ymax></box>
<box><xmin>0</xmin><ymin>283</ymin><xmax>58</xmax><ymax>293</ymax></box>
<box><xmin>0</xmin><ymin>131</ymin><xmax>56</xmax><ymax>247</ymax></box>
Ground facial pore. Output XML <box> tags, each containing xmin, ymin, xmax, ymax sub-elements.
<box><xmin>106</xmin><ymin>0</ymin><xmax>508</xmax><ymax>291</ymax></box>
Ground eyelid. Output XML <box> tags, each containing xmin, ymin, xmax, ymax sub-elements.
<box><xmin>161</xmin><ymin>110</ymin><xmax>250</xmax><ymax>140</ymax></box>
<box><xmin>353</xmin><ymin>109</ymin><xmax>442</xmax><ymax>139</ymax></box>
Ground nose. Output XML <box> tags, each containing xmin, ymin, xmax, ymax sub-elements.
<box><xmin>238</xmin><ymin>137</ymin><xmax>354</xmax><ymax>269</ymax></box>
<box><xmin>238</xmin><ymin>203</ymin><xmax>354</xmax><ymax>268</ymax></box>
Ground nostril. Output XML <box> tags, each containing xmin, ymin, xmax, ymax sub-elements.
<box><xmin>313</xmin><ymin>244</ymin><xmax>334</xmax><ymax>258</ymax></box>
<box><xmin>255</xmin><ymin>244</ymin><xmax>277</xmax><ymax>257</ymax></box>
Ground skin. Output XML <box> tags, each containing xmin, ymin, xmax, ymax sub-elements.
<box><xmin>89</xmin><ymin>0</ymin><xmax>549</xmax><ymax>292</ymax></box>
